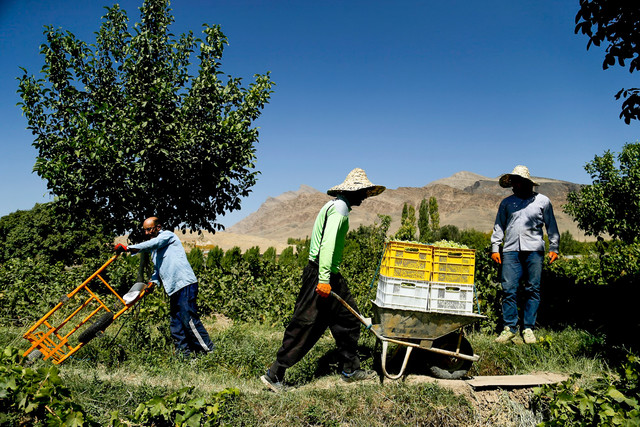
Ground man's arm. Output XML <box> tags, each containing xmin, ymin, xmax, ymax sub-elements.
<box><xmin>129</xmin><ymin>231</ymin><xmax>173</xmax><ymax>253</ymax></box>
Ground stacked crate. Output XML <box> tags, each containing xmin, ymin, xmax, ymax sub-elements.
<box><xmin>374</xmin><ymin>241</ymin><xmax>476</xmax><ymax>315</ymax></box>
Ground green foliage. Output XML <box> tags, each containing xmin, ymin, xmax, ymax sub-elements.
<box><xmin>575</xmin><ymin>1</ymin><xmax>640</xmax><ymax>123</ymax></box>
<box><xmin>126</xmin><ymin>386</ymin><xmax>239</xmax><ymax>426</ymax></box>
<box><xmin>295</xmin><ymin>238</ymin><xmax>310</xmax><ymax>268</ymax></box>
<box><xmin>418</xmin><ymin>198</ymin><xmax>430</xmax><ymax>242</ymax></box>
<box><xmin>564</xmin><ymin>143</ymin><xmax>640</xmax><ymax>243</ymax></box>
<box><xmin>559</xmin><ymin>231</ymin><xmax>594</xmax><ymax>255</ymax></box>
<box><xmin>205</xmin><ymin>246</ymin><xmax>223</xmax><ymax>270</ymax></box>
<box><xmin>277</xmin><ymin>246</ymin><xmax>296</xmax><ymax>266</ymax></box>
<box><xmin>0</xmin><ymin>347</ymin><xmax>96</xmax><ymax>426</ymax></box>
<box><xmin>17</xmin><ymin>0</ymin><xmax>274</xmax><ymax>235</ymax></box>
<box><xmin>533</xmin><ymin>353</ymin><xmax>640</xmax><ymax>425</ymax></box>
<box><xmin>0</xmin><ymin>202</ymin><xmax>113</xmax><ymax>265</ymax></box>
<box><xmin>394</xmin><ymin>203</ymin><xmax>417</xmax><ymax>241</ymax></box>
<box><xmin>429</xmin><ymin>196</ymin><xmax>440</xmax><ymax>232</ymax></box>
<box><xmin>458</xmin><ymin>229</ymin><xmax>491</xmax><ymax>250</ymax></box>
<box><xmin>262</xmin><ymin>247</ymin><xmax>276</xmax><ymax>264</ymax></box>
<box><xmin>341</xmin><ymin>215</ymin><xmax>391</xmax><ymax>313</ymax></box>
<box><xmin>221</xmin><ymin>246</ymin><xmax>242</xmax><ymax>271</ymax></box>
<box><xmin>186</xmin><ymin>246</ymin><xmax>204</xmax><ymax>274</ymax></box>
<box><xmin>434</xmin><ymin>224</ymin><xmax>461</xmax><ymax>243</ymax></box>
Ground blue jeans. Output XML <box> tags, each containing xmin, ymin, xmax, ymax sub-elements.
<box><xmin>500</xmin><ymin>251</ymin><xmax>543</xmax><ymax>331</ymax></box>
<box><xmin>169</xmin><ymin>283</ymin><xmax>214</xmax><ymax>356</ymax></box>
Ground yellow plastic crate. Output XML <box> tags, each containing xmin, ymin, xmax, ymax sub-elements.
<box><xmin>431</xmin><ymin>247</ymin><xmax>476</xmax><ymax>285</ymax></box>
<box><xmin>380</xmin><ymin>241</ymin><xmax>433</xmax><ymax>281</ymax></box>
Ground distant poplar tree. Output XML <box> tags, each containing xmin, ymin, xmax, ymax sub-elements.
<box><xmin>429</xmin><ymin>197</ymin><xmax>440</xmax><ymax>234</ymax></box>
<box><xmin>395</xmin><ymin>203</ymin><xmax>416</xmax><ymax>241</ymax></box>
<box><xmin>418</xmin><ymin>198</ymin><xmax>430</xmax><ymax>242</ymax></box>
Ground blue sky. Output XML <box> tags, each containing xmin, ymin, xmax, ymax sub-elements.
<box><xmin>1</xmin><ymin>0</ymin><xmax>638</xmax><ymax>228</ymax></box>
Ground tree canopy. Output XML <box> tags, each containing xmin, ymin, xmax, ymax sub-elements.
<box><xmin>17</xmin><ymin>0</ymin><xmax>274</xmax><ymax>236</ymax></box>
<box><xmin>575</xmin><ymin>0</ymin><xmax>640</xmax><ymax>123</ymax></box>
<box><xmin>564</xmin><ymin>142</ymin><xmax>640</xmax><ymax>243</ymax></box>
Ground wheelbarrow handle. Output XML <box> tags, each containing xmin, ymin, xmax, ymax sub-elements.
<box><xmin>330</xmin><ymin>291</ymin><xmax>380</xmax><ymax>337</ymax></box>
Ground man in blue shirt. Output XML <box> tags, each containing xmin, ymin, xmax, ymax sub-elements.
<box><xmin>491</xmin><ymin>166</ymin><xmax>559</xmax><ymax>344</ymax></box>
<box><xmin>116</xmin><ymin>217</ymin><xmax>214</xmax><ymax>357</ymax></box>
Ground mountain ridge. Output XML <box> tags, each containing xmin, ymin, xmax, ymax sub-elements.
<box><xmin>225</xmin><ymin>171</ymin><xmax>587</xmax><ymax>245</ymax></box>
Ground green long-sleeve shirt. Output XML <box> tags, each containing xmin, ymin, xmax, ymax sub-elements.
<box><xmin>308</xmin><ymin>195</ymin><xmax>351</xmax><ymax>283</ymax></box>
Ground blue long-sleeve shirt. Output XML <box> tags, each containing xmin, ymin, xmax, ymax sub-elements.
<box><xmin>128</xmin><ymin>230</ymin><xmax>197</xmax><ymax>296</ymax></box>
<box><xmin>491</xmin><ymin>192</ymin><xmax>560</xmax><ymax>253</ymax></box>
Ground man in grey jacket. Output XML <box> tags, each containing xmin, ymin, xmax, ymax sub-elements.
<box><xmin>490</xmin><ymin>165</ymin><xmax>559</xmax><ymax>344</ymax></box>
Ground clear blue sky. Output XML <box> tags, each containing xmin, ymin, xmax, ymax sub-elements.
<box><xmin>1</xmin><ymin>0</ymin><xmax>638</xmax><ymax>228</ymax></box>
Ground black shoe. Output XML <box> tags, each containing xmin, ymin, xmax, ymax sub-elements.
<box><xmin>341</xmin><ymin>369</ymin><xmax>377</xmax><ymax>383</ymax></box>
<box><xmin>260</xmin><ymin>371</ymin><xmax>286</xmax><ymax>393</ymax></box>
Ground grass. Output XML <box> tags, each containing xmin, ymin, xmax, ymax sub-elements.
<box><xmin>0</xmin><ymin>315</ymin><xmax>616</xmax><ymax>426</ymax></box>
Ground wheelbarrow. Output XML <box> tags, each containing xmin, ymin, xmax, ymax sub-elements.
<box><xmin>331</xmin><ymin>291</ymin><xmax>485</xmax><ymax>380</ymax></box>
<box><xmin>22</xmin><ymin>253</ymin><xmax>153</xmax><ymax>364</ymax></box>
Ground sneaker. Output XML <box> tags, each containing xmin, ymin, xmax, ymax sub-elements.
<box><xmin>494</xmin><ymin>327</ymin><xmax>517</xmax><ymax>343</ymax></box>
<box><xmin>260</xmin><ymin>372</ymin><xmax>286</xmax><ymax>393</ymax></box>
<box><xmin>523</xmin><ymin>328</ymin><xmax>537</xmax><ymax>344</ymax></box>
<box><xmin>341</xmin><ymin>369</ymin><xmax>377</xmax><ymax>383</ymax></box>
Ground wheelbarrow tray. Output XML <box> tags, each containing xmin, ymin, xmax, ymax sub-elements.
<box><xmin>371</xmin><ymin>302</ymin><xmax>486</xmax><ymax>342</ymax></box>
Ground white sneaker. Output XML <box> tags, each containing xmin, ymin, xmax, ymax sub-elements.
<box><xmin>494</xmin><ymin>327</ymin><xmax>517</xmax><ymax>343</ymax></box>
<box><xmin>523</xmin><ymin>328</ymin><xmax>537</xmax><ymax>344</ymax></box>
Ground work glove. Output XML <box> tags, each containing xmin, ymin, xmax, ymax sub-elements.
<box><xmin>145</xmin><ymin>281</ymin><xmax>156</xmax><ymax>294</ymax></box>
<box><xmin>114</xmin><ymin>243</ymin><xmax>128</xmax><ymax>254</ymax></box>
<box><xmin>316</xmin><ymin>282</ymin><xmax>331</xmax><ymax>298</ymax></box>
<box><xmin>490</xmin><ymin>252</ymin><xmax>501</xmax><ymax>264</ymax></box>
<box><xmin>548</xmin><ymin>251</ymin><xmax>558</xmax><ymax>264</ymax></box>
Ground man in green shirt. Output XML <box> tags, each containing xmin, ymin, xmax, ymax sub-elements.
<box><xmin>261</xmin><ymin>168</ymin><xmax>385</xmax><ymax>392</ymax></box>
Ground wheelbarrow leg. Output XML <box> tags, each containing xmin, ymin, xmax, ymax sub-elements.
<box><xmin>381</xmin><ymin>340</ymin><xmax>413</xmax><ymax>380</ymax></box>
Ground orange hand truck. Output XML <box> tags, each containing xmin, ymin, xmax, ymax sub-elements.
<box><xmin>22</xmin><ymin>254</ymin><xmax>153</xmax><ymax>364</ymax></box>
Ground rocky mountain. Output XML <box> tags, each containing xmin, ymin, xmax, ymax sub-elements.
<box><xmin>227</xmin><ymin>171</ymin><xmax>587</xmax><ymax>243</ymax></box>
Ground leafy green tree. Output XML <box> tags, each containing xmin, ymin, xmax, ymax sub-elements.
<box><xmin>428</xmin><ymin>197</ymin><xmax>440</xmax><ymax>234</ymax></box>
<box><xmin>575</xmin><ymin>1</ymin><xmax>640</xmax><ymax>123</ymax></box>
<box><xmin>418</xmin><ymin>198</ymin><xmax>430</xmax><ymax>242</ymax></box>
<box><xmin>564</xmin><ymin>143</ymin><xmax>640</xmax><ymax>243</ymax></box>
<box><xmin>0</xmin><ymin>203</ymin><xmax>112</xmax><ymax>265</ymax></box>
<box><xmin>394</xmin><ymin>203</ymin><xmax>416</xmax><ymax>241</ymax></box>
<box><xmin>17</xmin><ymin>0</ymin><xmax>274</xmax><ymax>236</ymax></box>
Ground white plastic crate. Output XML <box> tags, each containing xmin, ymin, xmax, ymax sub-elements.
<box><xmin>428</xmin><ymin>282</ymin><xmax>474</xmax><ymax>314</ymax></box>
<box><xmin>374</xmin><ymin>275</ymin><xmax>430</xmax><ymax>312</ymax></box>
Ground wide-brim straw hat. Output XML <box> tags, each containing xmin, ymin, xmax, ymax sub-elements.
<box><xmin>499</xmin><ymin>165</ymin><xmax>540</xmax><ymax>188</ymax></box>
<box><xmin>327</xmin><ymin>168</ymin><xmax>386</xmax><ymax>197</ymax></box>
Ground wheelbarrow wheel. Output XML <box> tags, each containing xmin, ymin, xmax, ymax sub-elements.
<box><xmin>428</xmin><ymin>334</ymin><xmax>473</xmax><ymax>380</ymax></box>
<box><xmin>78</xmin><ymin>313</ymin><xmax>114</xmax><ymax>344</ymax></box>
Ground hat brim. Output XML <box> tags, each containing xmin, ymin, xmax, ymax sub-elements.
<box><xmin>327</xmin><ymin>185</ymin><xmax>386</xmax><ymax>197</ymax></box>
<box><xmin>499</xmin><ymin>174</ymin><xmax>539</xmax><ymax>188</ymax></box>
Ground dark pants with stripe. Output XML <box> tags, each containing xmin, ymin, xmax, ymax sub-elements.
<box><xmin>268</xmin><ymin>261</ymin><xmax>361</xmax><ymax>381</ymax></box>
<box><xmin>169</xmin><ymin>282</ymin><xmax>214</xmax><ymax>356</ymax></box>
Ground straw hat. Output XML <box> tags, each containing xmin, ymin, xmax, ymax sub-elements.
<box><xmin>327</xmin><ymin>168</ymin><xmax>386</xmax><ymax>197</ymax></box>
<box><xmin>499</xmin><ymin>165</ymin><xmax>540</xmax><ymax>188</ymax></box>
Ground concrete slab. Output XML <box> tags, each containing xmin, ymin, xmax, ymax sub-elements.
<box><xmin>466</xmin><ymin>372</ymin><xmax>568</xmax><ymax>389</ymax></box>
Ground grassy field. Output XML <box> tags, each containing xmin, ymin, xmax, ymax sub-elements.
<box><xmin>2</xmin><ymin>314</ymin><xmax>616</xmax><ymax>426</ymax></box>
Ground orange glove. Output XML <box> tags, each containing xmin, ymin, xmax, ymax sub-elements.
<box><xmin>316</xmin><ymin>283</ymin><xmax>331</xmax><ymax>298</ymax></box>
<box><xmin>548</xmin><ymin>251</ymin><xmax>558</xmax><ymax>264</ymax></box>
<box><xmin>490</xmin><ymin>252</ymin><xmax>501</xmax><ymax>264</ymax></box>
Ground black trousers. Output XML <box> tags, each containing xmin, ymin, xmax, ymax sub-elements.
<box><xmin>269</xmin><ymin>261</ymin><xmax>361</xmax><ymax>381</ymax></box>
